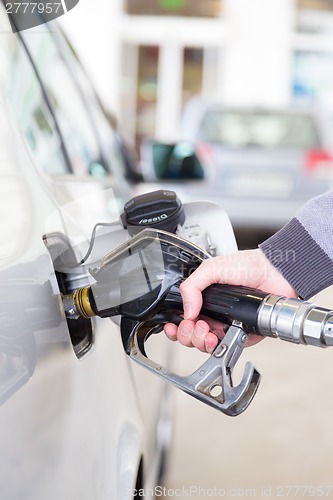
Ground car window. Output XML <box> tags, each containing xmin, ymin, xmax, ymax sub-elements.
<box><xmin>21</xmin><ymin>26</ymin><xmax>134</xmax><ymax>194</ymax></box>
<box><xmin>0</xmin><ymin>19</ymin><xmax>69</xmax><ymax>174</ymax></box>
<box><xmin>20</xmin><ymin>28</ymin><xmax>101</xmax><ymax>176</ymax></box>
<box><xmin>199</xmin><ymin>110</ymin><xmax>321</xmax><ymax>149</ymax></box>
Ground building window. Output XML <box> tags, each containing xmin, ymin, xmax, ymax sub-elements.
<box><xmin>292</xmin><ymin>51</ymin><xmax>333</xmax><ymax>101</ymax></box>
<box><xmin>182</xmin><ymin>48</ymin><xmax>203</xmax><ymax>105</ymax></box>
<box><xmin>298</xmin><ymin>0</ymin><xmax>333</xmax><ymax>10</ymax></box>
<box><xmin>125</xmin><ymin>0</ymin><xmax>222</xmax><ymax>18</ymax></box>
<box><xmin>136</xmin><ymin>46</ymin><xmax>159</xmax><ymax>147</ymax></box>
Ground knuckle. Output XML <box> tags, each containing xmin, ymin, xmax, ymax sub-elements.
<box><xmin>179</xmin><ymin>280</ymin><xmax>189</xmax><ymax>294</ymax></box>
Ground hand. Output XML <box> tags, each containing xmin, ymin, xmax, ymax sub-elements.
<box><xmin>164</xmin><ymin>248</ymin><xmax>298</xmax><ymax>353</ymax></box>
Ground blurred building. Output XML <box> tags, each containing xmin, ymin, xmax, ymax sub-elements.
<box><xmin>60</xmin><ymin>0</ymin><xmax>333</xmax><ymax>149</ymax></box>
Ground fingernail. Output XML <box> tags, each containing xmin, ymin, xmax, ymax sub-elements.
<box><xmin>183</xmin><ymin>303</ymin><xmax>192</xmax><ymax>319</ymax></box>
<box><xmin>180</xmin><ymin>324</ymin><xmax>193</xmax><ymax>338</ymax></box>
<box><xmin>194</xmin><ymin>324</ymin><xmax>205</xmax><ymax>338</ymax></box>
<box><xmin>204</xmin><ymin>337</ymin><xmax>214</xmax><ymax>353</ymax></box>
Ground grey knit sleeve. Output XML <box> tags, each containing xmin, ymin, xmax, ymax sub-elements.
<box><xmin>259</xmin><ymin>190</ymin><xmax>333</xmax><ymax>299</ymax></box>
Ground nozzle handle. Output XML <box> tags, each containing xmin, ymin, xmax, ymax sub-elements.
<box><xmin>165</xmin><ymin>283</ymin><xmax>268</xmax><ymax>333</ymax></box>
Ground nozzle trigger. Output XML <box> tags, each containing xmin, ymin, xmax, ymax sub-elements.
<box><xmin>120</xmin><ymin>318</ymin><xmax>261</xmax><ymax>416</ymax></box>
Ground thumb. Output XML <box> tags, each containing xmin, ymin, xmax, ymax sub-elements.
<box><xmin>179</xmin><ymin>260</ymin><xmax>218</xmax><ymax>319</ymax></box>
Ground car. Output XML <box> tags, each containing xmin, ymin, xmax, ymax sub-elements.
<box><xmin>0</xmin><ymin>4</ymin><xmax>174</xmax><ymax>499</ymax></box>
<box><xmin>140</xmin><ymin>97</ymin><xmax>333</xmax><ymax>238</ymax></box>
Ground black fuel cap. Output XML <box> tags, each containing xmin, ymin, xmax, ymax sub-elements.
<box><xmin>121</xmin><ymin>190</ymin><xmax>185</xmax><ymax>235</ymax></box>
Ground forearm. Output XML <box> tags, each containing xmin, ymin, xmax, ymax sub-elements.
<box><xmin>259</xmin><ymin>190</ymin><xmax>333</xmax><ymax>299</ymax></box>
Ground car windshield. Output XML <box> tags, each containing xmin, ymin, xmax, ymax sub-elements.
<box><xmin>198</xmin><ymin>110</ymin><xmax>321</xmax><ymax>149</ymax></box>
<box><xmin>0</xmin><ymin>18</ymin><xmax>69</xmax><ymax>174</ymax></box>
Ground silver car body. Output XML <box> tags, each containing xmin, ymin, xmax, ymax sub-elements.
<box><xmin>0</xmin><ymin>7</ymin><xmax>171</xmax><ymax>499</ymax></box>
<box><xmin>0</xmin><ymin>8</ymin><xmax>241</xmax><ymax>498</ymax></box>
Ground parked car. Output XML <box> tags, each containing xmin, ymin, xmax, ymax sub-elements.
<box><xmin>141</xmin><ymin>97</ymin><xmax>333</xmax><ymax>233</ymax></box>
<box><xmin>0</xmin><ymin>4</ymin><xmax>173</xmax><ymax>499</ymax></box>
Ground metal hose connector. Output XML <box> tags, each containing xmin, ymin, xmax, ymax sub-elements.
<box><xmin>63</xmin><ymin>287</ymin><xmax>96</xmax><ymax>320</ymax></box>
<box><xmin>257</xmin><ymin>295</ymin><xmax>333</xmax><ymax>348</ymax></box>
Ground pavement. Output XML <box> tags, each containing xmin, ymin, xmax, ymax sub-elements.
<box><xmin>164</xmin><ymin>288</ymin><xmax>333</xmax><ymax>500</ymax></box>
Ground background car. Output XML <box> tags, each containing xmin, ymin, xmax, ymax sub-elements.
<box><xmin>185</xmin><ymin>97</ymin><xmax>333</xmax><ymax>225</ymax></box>
<box><xmin>141</xmin><ymin>97</ymin><xmax>333</xmax><ymax>246</ymax></box>
<box><xmin>0</xmin><ymin>4</ymin><xmax>173</xmax><ymax>499</ymax></box>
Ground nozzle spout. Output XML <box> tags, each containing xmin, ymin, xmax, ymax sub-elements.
<box><xmin>63</xmin><ymin>287</ymin><xmax>96</xmax><ymax>320</ymax></box>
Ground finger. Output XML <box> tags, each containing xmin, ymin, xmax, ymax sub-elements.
<box><xmin>204</xmin><ymin>331</ymin><xmax>219</xmax><ymax>353</ymax></box>
<box><xmin>191</xmin><ymin>320</ymin><xmax>210</xmax><ymax>352</ymax></box>
<box><xmin>164</xmin><ymin>323</ymin><xmax>178</xmax><ymax>341</ymax></box>
<box><xmin>200</xmin><ymin>316</ymin><xmax>227</xmax><ymax>340</ymax></box>
<box><xmin>179</xmin><ymin>284</ymin><xmax>203</xmax><ymax>321</ymax></box>
<box><xmin>177</xmin><ymin>320</ymin><xmax>195</xmax><ymax>348</ymax></box>
<box><xmin>180</xmin><ymin>259</ymin><xmax>223</xmax><ymax>320</ymax></box>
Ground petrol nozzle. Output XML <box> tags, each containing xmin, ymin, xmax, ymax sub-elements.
<box><xmin>60</xmin><ymin>191</ymin><xmax>333</xmax><ymax>417</ymax></box>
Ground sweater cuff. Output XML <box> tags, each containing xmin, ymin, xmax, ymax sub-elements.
<box><xmin>259</xmin><ymin>218</ymin><xmax>333</xmax><ymax>300</ymax></box>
